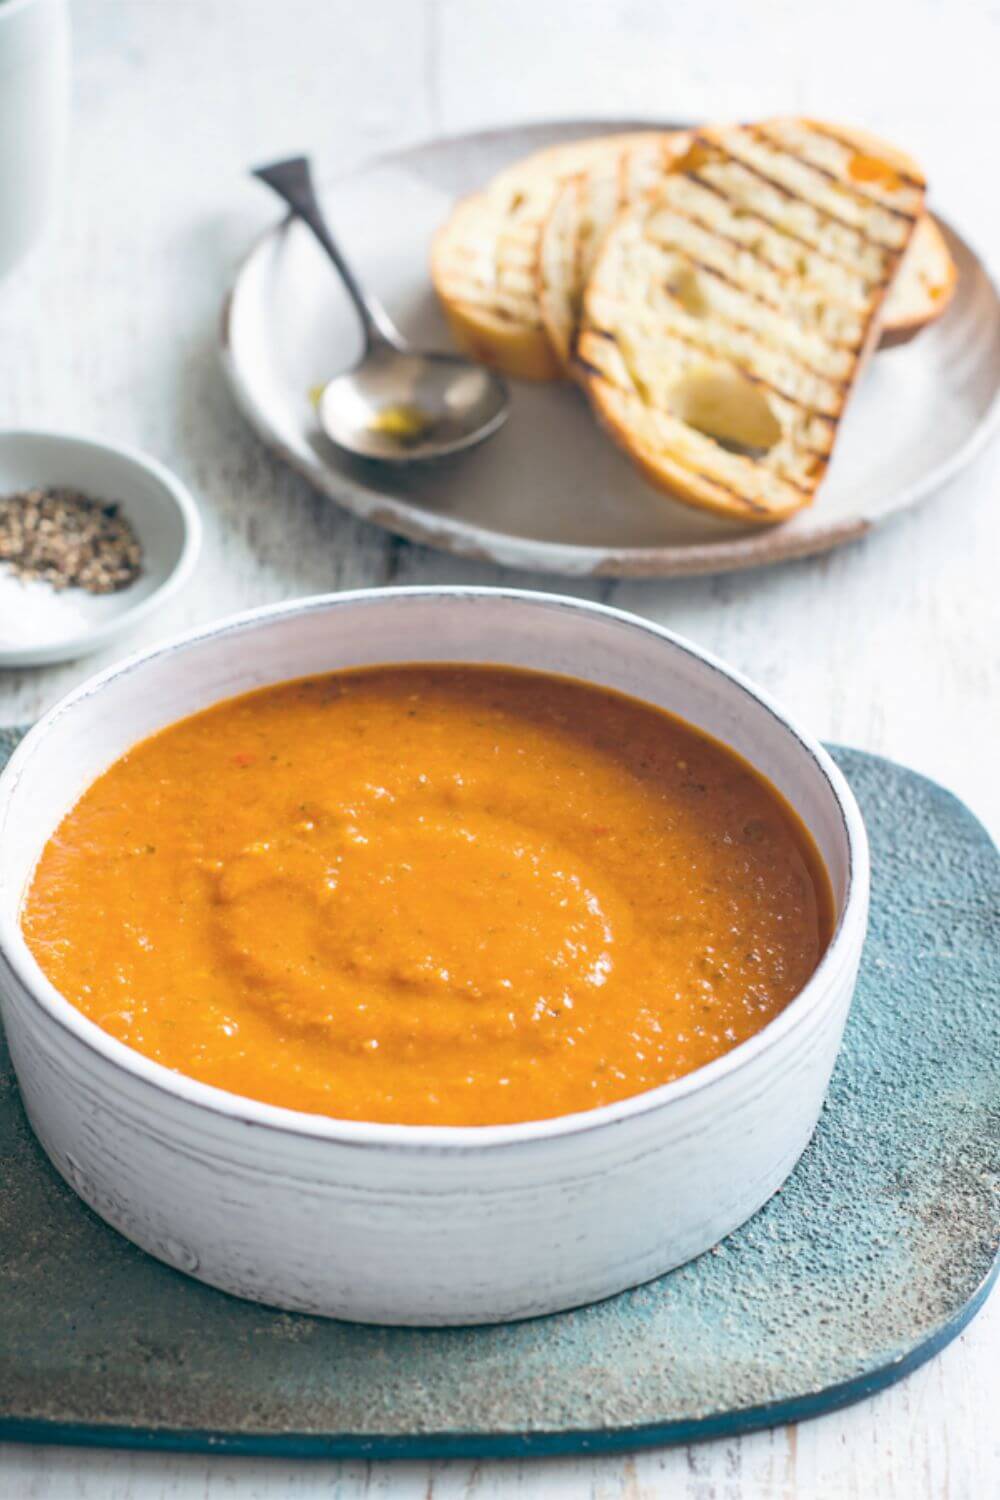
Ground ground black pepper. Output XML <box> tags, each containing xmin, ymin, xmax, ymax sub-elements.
<box><xmin>0</xmin><ymin>487</ymin><xmax>143</xmax><ymax>594</ymax></box>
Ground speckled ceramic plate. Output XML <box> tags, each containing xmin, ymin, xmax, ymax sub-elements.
<box><xmin>221</xmin><ymin>119</ymin><xmax>1000</xmax><ymax>578</ymax></box>
<box><xmin>1</xmin><ymin>735</ymin><xmax>997</xmax><ymax>1458</ymax></box>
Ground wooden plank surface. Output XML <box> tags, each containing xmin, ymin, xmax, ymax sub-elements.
<box><xmin>1</xmin><ymin>1</ymin><xmax>998</xmax><ymax>1494</ymax></box>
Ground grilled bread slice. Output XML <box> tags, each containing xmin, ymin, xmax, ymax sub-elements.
<box><xmin>537</xmin><ymin>132</ymin><xmax>690</xmax><ymax>373</ymax></box>
<box><xmin>540</xmin><ymin>135</ymin><xmax>943</xmax><ymax>365</ymax></box>
<box><xmin>881</xmin><ymin>214</ymin><xmax>957</xmax><ymax>346</ymax></box>
<box><xmin>431</xmin><ymin>133</ymin><xmax>682</xmax><ymax>381</ymax></box>
<box><xmin>577</xmin><ymin>119</ymin><xmax>925</xmax><ymax>523</ymax></box>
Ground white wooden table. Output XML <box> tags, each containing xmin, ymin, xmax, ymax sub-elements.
<box><xmin>2</xmin><ymin>1</ymin><xmax>998</xmax><ymax>1495</ymax></box>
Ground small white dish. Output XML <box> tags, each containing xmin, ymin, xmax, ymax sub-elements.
<box><xmin>0</xmin><ymin>430</ymin><xmax>201</xmax><ymax>667</ymax></box>
<box><xmin>0</xmin><ymin>588</ymin><xmax>868</xmax><ymax>1325</ymax></box>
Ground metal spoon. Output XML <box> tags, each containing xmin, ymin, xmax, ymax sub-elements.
<box><xmin>252</xmin><ymin>156</ymin><xmax>509</xmax><ymax>463</ymax></box>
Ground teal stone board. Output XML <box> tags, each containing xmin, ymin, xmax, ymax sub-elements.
<box><xmin>0</xmin><ymin>735</ymin><xmax>997</xmax><ymax>1458</ymax></box>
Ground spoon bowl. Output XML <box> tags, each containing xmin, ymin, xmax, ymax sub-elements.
<box><xmin>253</xmin><ymin>156</ymin><xmax>509</xmax><ymax>464</ymax></box>
<box><xmin>319</xmin><ymin>347</ymin><xmax>509</xmax><ymax>464</ymax></box>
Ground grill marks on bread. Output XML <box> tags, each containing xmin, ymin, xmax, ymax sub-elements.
<box><xmin>431</xmin><ymin>134</ymin><xmax>686</xmax><ymax>381</ymax></box>
<box><xmin>577</xmin><ymin>119</ymin><xmax>925</xmax><ymax>522</ymax></box>
<box><xmin>537</xmin><ymin>132</ymin><xmax>690</xmax><ymax>371</ymax></box>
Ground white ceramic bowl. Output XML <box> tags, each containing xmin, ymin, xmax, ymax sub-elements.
<box><xmin>0</xmin><ymin>430</ymin><xmax>201</xmax><ymax>666</ymax></box>
<box><xmin>0</xmin><ymin>588</ymin><xmax>869</xmax><ymax>1325</ymax></box>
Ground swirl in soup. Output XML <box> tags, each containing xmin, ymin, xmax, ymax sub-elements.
<box><xmin>23</xmin><ymin>666</ymin><xmax>832</xmax><ymax>1126</ymax></box>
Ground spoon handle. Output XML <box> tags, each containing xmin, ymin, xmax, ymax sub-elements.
<box><xmin>251</xmin><ymin>156</ymin><xmax>404</xmax><ymax>352</ymax></box>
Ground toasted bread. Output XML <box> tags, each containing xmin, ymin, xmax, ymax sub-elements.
<box><xmin>881</xmin><ymin>214</ymin><xmax>957</xmax><ymax>346</ymax></box>
<box><xmin>431</xmin><ymin>134</ymin><xmax>685</xmax><ymax>381</ymax></box>
<box><xmin>431</xmin><ymin>190</ymin><xmax>558</xmax><ymax>380</ymax></box>
<box><xmin>753</xmin><ymin>120</ymin><xmax>953</xmax><ymax>346</ymax></box>
<box><xmin>539</xmin><ymin>127</ymin><xmax>944</xmax><ymax>364</ymax></box>
<box><xmin>537</xmin><ymin>132</ymin><xmax>690</xmax><ymax>373</ymax></box>
<box><xmin>576</xmin><ymin>119</ymin><xmax>925</xmax><ymax>523</ymax></box>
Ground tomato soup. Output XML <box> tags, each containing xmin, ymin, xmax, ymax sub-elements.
<box><xmin>22</xmin><ymin>666</ymin><xmax>832</xmax><ymax>1126</ymax></box>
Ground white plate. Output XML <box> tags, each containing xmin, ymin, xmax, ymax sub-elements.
<box><xmin>221</xmin><ymin>119</ymin><xmax>1000</xmax><ymax>579</ymax></box>
<box><xmin>0</xmin><ymin>430</ymin><xmax>201</xmax><ymax>666</ymax></box>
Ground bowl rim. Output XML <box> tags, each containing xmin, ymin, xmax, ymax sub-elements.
<box><xmin>0</xmin><ymin>585</ymin><xmax>869</xmax><ymax>1151</ymax></box>
<box><xmin>0</xmin><ymin>427</ymin><xmax>202</xmax><ymax>665</ymax></box>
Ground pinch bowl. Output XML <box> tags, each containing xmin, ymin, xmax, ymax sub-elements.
<box><xmin>0</xmin><ymin>588</ymin><xmax>869</xmax><ymax>1325</ymax></box>
<box><xmin>0</xmin><ymin>429</ymin><xmax>201</xmax><ymax>667</ymax></box>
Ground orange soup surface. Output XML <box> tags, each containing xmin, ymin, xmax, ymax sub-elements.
<box><xmin>23</xmin><ymin>667</ymin><xmax>832</xmax><ymax>1126</ymax></box>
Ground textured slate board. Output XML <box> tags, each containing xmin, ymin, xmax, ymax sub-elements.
<box><xmin>0</xmin><ymin>736</ymin><xmax>997</xmax><ymax>1458</ymax></box>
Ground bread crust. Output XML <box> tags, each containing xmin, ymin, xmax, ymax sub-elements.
<box><xmin>430</xmin><ymin>200</ymin><xmax>563</xmax><ymax>380</ymax></box>
<box><xmin>431</xmin><ymin>134</ymin><xmax>687</xmax><ymax>382</ymax></box>
<box><xmin>536</xmin><ymin>132</ymin><xmax>691</xmax><ymax>374</ymax></box>
<box><xmin>578</xmin><ymin>119</ymin><xmax>925</xmax><ymax>524</ymax></box>
<box><xmin>432</xmin><ymin>118</ymin><xmax>947</xmax><ymax>434</ymax></box>
<box><xmin>880</xmin><ymin>215</ymin><xmax>957</xmax><ymax>346</ymax></box>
